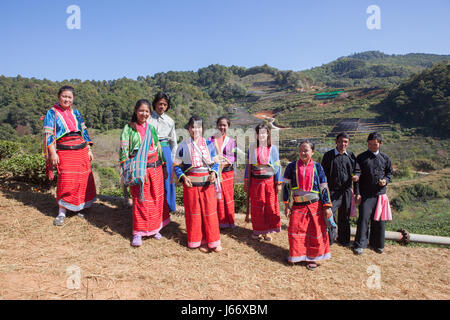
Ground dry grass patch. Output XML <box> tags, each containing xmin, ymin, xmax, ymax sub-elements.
<box><xmin>0</xmin><ymin>187</ymin><xmax>448</xmax><ymax>300</ymax></box>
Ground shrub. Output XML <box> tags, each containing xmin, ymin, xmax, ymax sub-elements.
<box><xmin>0</xmin><ymin>153</ymin><xmax>46</xmax><ymax>184</ymax></box>
<box><xmin>391</xmin><ymin>183</ymin><xmax>441</xmax><ymax>211</ymax></box>
<box><xmin>0</xmin><ymin>140</ymin><xmax>21</xmax><ymax>160</ymax></box>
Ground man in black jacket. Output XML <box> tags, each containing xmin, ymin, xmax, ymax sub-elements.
<box><xmin>321</xmin><ymin>132</ymin><xmax>360</xmax><ymax>247</ymax></box>
<box><xmin>353</xmin><ymin>132</ymin><xmax>393</xmax><ymax>255</ymax></box>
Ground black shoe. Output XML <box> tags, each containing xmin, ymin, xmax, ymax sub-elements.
<box><xmin>353</xmin><ymin>247</ymin><xmax>363</xmax><ymax>255</ymax></box>
<box><xmin>374</xmin><ymin>248</ymin><xmax>384</xmax><ymax>254</ymax></box>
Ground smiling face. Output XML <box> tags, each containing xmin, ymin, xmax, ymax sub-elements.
<box><xmin>58</xmin><ymin>90</ymin><xmax>74</xmax><ymax>109</ymax></box>
<box><xmin>217</xmin><ymin>118</ymin><xmax>229</xmax><ymax>136</ymax></box>
<box><xmin>299</xmin><ymin>142</ymin><xmax>314</xmax><ymax>164</ymax></box>
<box><xmin>257</xmin><ymin>128</ymin><xmax>268</xmax><ymax>147</ymax></box>
<box><xmin>189</xmin><ymin>120</ymin><xmax>203</xmax><ymax>140</ymax></box>
<box><xmin>135</xmin><ymin>103</ymin><xmax>150</xmax><ymax>125</ymax></box>
<box><xmin>154</xmin><ymin>98</ymin><xmax>168</xmax><ymax>116</ymax></box>
<box><xmin>336</xmin><ymin>136</ymin><xmax>350</xmax><ymax>153</ymax></box>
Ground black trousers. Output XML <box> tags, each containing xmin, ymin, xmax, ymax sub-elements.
<box><xmin>354</xmin><ymin>196</ymin><xmax>385</xmax><ymax>250</ymax></box>
<box><xmin>330</xmin><ymin>188</ymin><xmax>352</xmax><ymax>245</ymax></box>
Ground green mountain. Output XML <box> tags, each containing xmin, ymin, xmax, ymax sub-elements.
<box><xmin>0</xmin><ymin>51</ymin><xmax>448</xmax><ymax>141</ymax></box>
<box><xmin>300</xmin><ymin>51</ymin><xmax>450</xmax><ymax>88</ymax></box>
<box><xmin>375</xmin><ymin>61</ymin><xmax>450</xmax><ymax>137</ymax></box>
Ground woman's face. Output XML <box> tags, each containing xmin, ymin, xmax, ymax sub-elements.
<box><xmin>154</xmin><ymin>98</ymin><xmax>168</xmax><ymax>116</ymax></box>
<box><xmin>257</xmin><ymin>128</ymin><xmax>268</xmax><ymax>146</ymax></box>
<box><xmin>217</xmin><ymin>119</ymin><xmax>229</xmax><ymax>136</ymax></box>
<box><xmin>189</xmin><ymin>121</ymin><xmax>203</xmax><ymax>140</ymax></box>
<box><xmin>135</xmin><ymin>104</ymin><xmax>150</xmax><ymax>124</ymax></box>
<box><xmin>58</xmin><ymin>90</ymin><xmax>74</xmax><ymax>109</ymax></box>
<box><xmin>299</xmin><ymin>143</ymin><xmax>314</xmax><ymax>163</ymax></box>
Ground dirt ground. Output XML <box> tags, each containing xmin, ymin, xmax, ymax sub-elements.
<box><xmin>0</xmin><ymin>186</ymin><xmax>448</xmax><ymax>300</ymax></box>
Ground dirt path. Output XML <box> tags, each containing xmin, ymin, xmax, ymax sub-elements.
<box><xmin>0</xmin><ymin>186</ymin><xmax>448</xmax><ymax>300</ymax></box>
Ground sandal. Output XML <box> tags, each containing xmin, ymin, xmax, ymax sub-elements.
<box><xmin>251</xmin><ymin>234</ymin><xmax>262</xmax><ymax>240</ymax></box>
<box><xmin>199</xmin><ymin>246</ymin><xmax>209</xmax><ymax>253</ymax></box>
<box><xmin>53</xmin><ymin>215</ymin><xmax>65</xmax><ymax>226</ymax></box>
<box><xmin>306</xmin><ymin>262</ymin><xmax>318</xmax><ymax>270</ymax></box>
<box><xmin>212</xmin><ymin>245</ymin><xmax>222</xmax><ymax>252</ymax></box>
<box><xmin>263</xmin><ymin>234</ymin><xmax>272</xmax><ymax>241</ymax></box>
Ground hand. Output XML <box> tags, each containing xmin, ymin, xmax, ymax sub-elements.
<box><xmin>355</xmin><ymin>195</ymin><xmax>361</xmax><ymax>205</ymax></box>
<box><xmin>183</xmin><ymin>176</ymin><xmax>193</xmax><ymax>187</ymax></box>
<box><xmin>49</xmin><ymin>151</ymin><xmax>59</xmax><ymax>166</ymax></box>
<box><xmin>163</xmin><ymin>166</ymin><xmax>168</xmax><ymax>180</ymax></box>
<box><xmin>284</xmin><ymin>206</ymin><xmax>291</xmax><ymax>218</ymax></box>
<box><xmin>208</xmin><ymin>172</ymin><xmax>216</xmax><ymax>183</ymax></box>
<box><xmin>276</xmin><ymin>183</ymin><xmax>282</xmax><ymax>193</ymax></box>
<box><xmin>379</xmin><ymin>179</ymin><xmax>387</xmax><ymax>187</ymax></box>
<box><xmin>352</xmin><ymin>175</ymin><xmax>359</xmax><ymax>182</ymax></box>
<box><xmin>323</xmin><ymin>207</ymin><xmax>332</xmax><ymax>219</ymax></box>
<box><xmin>88</xmin><ymin>150</ymin><xmax>94</xmax><ymax>162</ymax></box>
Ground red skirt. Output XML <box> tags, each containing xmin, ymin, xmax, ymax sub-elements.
<box><xmin>287</xmin><ymin>201</ymin><xmax>330</xmax><ymax>263</ymax></box>
<box><xmin>217</xmin><ymin>170</ymin><xmax>235</xmax><ymax>228</ymax></box>
<box><xmin>130</xmin><ymin>165</ymin><xmax>165</xmax><ymax>236</ymax></box>
<box><xmin>249</xmin><ymin>177</ymin><xmax>281</xmax><ymax>235</ymax></box>
<box><xmin>183</xmin><ymin>172</ymin><xmax>221</xmax><ymax>249</ymax></box>
<box><xmin>56</xmin><ymin>136</ymin><xmax>96</xmax><ymax>211</ymax></box>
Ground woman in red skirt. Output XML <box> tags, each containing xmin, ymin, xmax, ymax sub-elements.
<box><xmin>173</xmin><ymin>115</ymin><xmax>222</xmax><ymax>253</ymax></box>
<box><xmin>244</xmin><ymin>124</ymin><xmax>283</xmax><ymax>241</ymax></box>
<box><xmin>120</xmin><ymin>99</ymin><xmax>167</xmax><ymax>247</ymax></box>
<box><xmin>208</xmin><ymin>116</ymin><xmax>237</xmax><ymax>229</ymax></box>
<box><xmin>43</xmin><ymin>86</ymin><xmax>97</xmax><ymax>226</ymax></box>
<box><xmin>283</xmin><ymin>140</ymin><xmax>335</xmax><ymax>270</ymax></box>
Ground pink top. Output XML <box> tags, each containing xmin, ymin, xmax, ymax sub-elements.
<box><xmin>136</xmin><ymin>122</ymin><xmax>147</xmax><ymax>141</ymax></box>
<box><xmin>256</xmin><ymin>146</ymin><xmax>270</xmax><ymax>165</ymax></box>
<box><xmin>54</xmin><ymin>104</ymin><xmax>78</xmax><ymax>132</ymax></box>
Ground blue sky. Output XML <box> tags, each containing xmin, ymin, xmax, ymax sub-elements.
<box><xmin>0</xmin><ymin>0</ymin><xmax>449</xmax><ymax>81</ymax></box>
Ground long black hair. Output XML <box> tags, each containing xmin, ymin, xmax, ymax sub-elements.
<box><xmin>58</xmin><ymin>85</ymin><xmax>75</xmax><ymax>97</ymax></box>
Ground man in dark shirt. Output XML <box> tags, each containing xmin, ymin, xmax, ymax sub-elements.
<box><xmin>321</xmin><ymin>132</ymin><xmax>360</xmax><ymax>246</ymax></box>
<box><xmin>353</xmin><ymin>132</ymin><xmax>393</xmax><ymax>255</ymax></box>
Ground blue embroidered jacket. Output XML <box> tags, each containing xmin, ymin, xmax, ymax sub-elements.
<box><xmin>43</xmin><ymin>107</ymin><xmax>92</xmax><ymax>149</ymax></box>
<box><xmin>282</xmin><ymin>160</ymin><xmax>332</xmax><ymax>207</ymax></box>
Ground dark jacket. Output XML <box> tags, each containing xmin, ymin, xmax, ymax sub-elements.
<box><xmin>321</xmin><ymin>149</ymin><xmax>360</xmax><ymax>191</ymax></box>
<box><xmin>354</xmin><ymin>150</ymin><xmax>393</xmax><ymax>197</ymax></box>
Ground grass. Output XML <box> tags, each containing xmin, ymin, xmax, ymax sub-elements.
<box><xmin>0</xmin><ymin>183</ymin><xmax>449</xmax><ymax>300</ymax></box>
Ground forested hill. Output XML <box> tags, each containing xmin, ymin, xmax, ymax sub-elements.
<box><xmin>301</xmin><ymin>51</ymin><xmax>450</xmax><ymax>88</ymax></box>
<box><xmin>376</xmin><ymin>61</ymin><xmax>450</xmax><ymax>137</ymax></box>
<box><xmin>0</xmin><ymin>51</ymin><xmax>448</xmax><ymax>140</ymax></box>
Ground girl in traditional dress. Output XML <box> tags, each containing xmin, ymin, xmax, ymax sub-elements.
<box><xmin>244</xmin><ymin>123</ymin><xmax>282</xmax><ymax>241</ymax></box>
<box><xmin>44</xmin><ymin>86</ymin><xmax>97</xmax><ymax>226</ymax></box>
<box><xmin>208</xmin><ymin>116</ymin><xmax>237</xmax><ymax>229</ymax></box>
<box><xmin>147</xmin><ymin>92</ymin><xmax>177</xmax><ymax>226</ymax></box>
<box><xmin>283</xmin><ymin>140</ymin><xmax>334</xmax><ymax>270</ymax></box>
<box><xmin>173</xmin><ymin>115</ymin><xmax>222</xmax><ymax>253</ymax></box>
<box><xmin>120</xmin><ymin>99</ymin><xmax>167</xmax><ymax>247</ymax></box>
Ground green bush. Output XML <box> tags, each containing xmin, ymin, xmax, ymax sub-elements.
<box><xmin>0</xmin><ymin>140</ymin><xmax>21</xmax><ymax>160</ymax></box>
<box><xmin>96</xmin><ymin>166</ymin><xmax>120</xmax><ymax>190</ymax></box>
<box><xmin>0</xmin><ymin>153</ymin><xmax>46</xmax><ymax>184</ymax></box>
<box><xmin>391</xmin><ymin>183</ymin><xmax>441</xmax><ymax>211</ymax></box>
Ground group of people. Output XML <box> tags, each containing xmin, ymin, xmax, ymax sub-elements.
<box><xmin>43</xmin><ymin>86</ymin><xmax>393</xmax><ymax>270</ymax></box>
